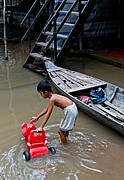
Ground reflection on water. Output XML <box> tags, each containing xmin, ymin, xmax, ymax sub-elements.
<box><xmin>0</xmin><ymin>43</ymin><xmax>124</xmax><ymax>180</ymax></box>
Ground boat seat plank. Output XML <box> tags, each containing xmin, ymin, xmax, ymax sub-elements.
<box><xmin>62</xmin><ymin>69</ymin><xmax>90</xmax><ymax>80</ymax></box>
<box><xmin>52</xmin><ymin>72</ymin><xmax>78</xmax><ymax>90</ymax></box>
<box><xmin>58</xmin><ymin>74</ymin><xmax>78</xmax><ymax>89</ymax></box>
<box><xmin>54</xmin><ymin>71</ymin><xmax>87</xmax><ymax>90</ymax></box>
<box><xmin>50</xmin><ymin>68</ymin><xmax>107</xmax><ymax>93</ymax></box>
<box><xmin>58</xmin><ymin>71</ymin><xmax>87</xmax><ymax>87</ymax></box>
<box><xmin>104</xmin><ymin>101</ymin><xmax>124</xmax><ymax>115</ymax></box>
<box><xmin>50</xmin><ymin>71</ymin><xmax>106</xmax><ymax>93</ymax></box>
<box><xmin>49</xmin><ymin>72</ymin><xmax>70</xmax><ymax>90</ymax></box>
<box><xmin>50</xmin><ymin>68</ymin><xmax>107</xmax><ymax>89</ymax></box>
<box><xmin>59</xmin><ymin>70</ymin><xmax>107</xmax><ymax>89</ymax></box>
<box><xmin>61</xmin><ymin>69</ymin><xmax>107</xmax><ymax>87</ymax></box>
<box><xmin>67</xmin><ymin>83</ymin><xmax>107</xmax><ymax>93</ymax></box>
<box><xmin>58</xmin><ymin>71</ymin><xmax>89</xmax><ymax>86</ymax></box>
<box><xmin>96</xmin><ymin>104</ymin><xmax>124</xmax><ymax>121</ymax></box>
<box><xmin>62</xmin><ymin>69</ymin><xmax>105</xmax><ymax>81</ymax></box>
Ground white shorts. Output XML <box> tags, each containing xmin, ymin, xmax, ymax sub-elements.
<box><xmin>59</xmin><ymin>102</ymin><xmax>78</xmax><ymax>132</ymax></box>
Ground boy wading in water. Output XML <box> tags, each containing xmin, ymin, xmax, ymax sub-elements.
<box><xmin>31</xmin><ymin>80</ymin><xmax>78</xmax><ymax>144</ymax></box>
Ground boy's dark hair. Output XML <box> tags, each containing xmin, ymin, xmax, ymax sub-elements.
<box><xmin>37</xmin><ymin>80</ymin><xmax>52</xmax><ymax>92</ymax></box>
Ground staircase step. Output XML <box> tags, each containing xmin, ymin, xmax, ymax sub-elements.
<box><xmin>30</xmin><ymin>53</ymin><xmax>48</xmax><ymax>61</ymax></box>
<box><xmin>43</xmin><ymin>31</ymin><xmax>68</xmax><ymax>39</ymax></box>
<box><xmin>42</xmin><ymin>31</ymin><xmax>53</xmax><ymax>36</ymax></box>
<box><xmin>81</xmin><ymin>1</ymin><xmax>88</xmax><ymax>5</ymax></box>
<box><xmin>36</xmin><ymin>42</ymin><xmax>48</xmax><ymax>47</ymax></box>
<box><xmin>56</xmin><ymin>22</ymin><xmax>75</xmax><ymax>27</ymax></box>
<box><xmin>59</xmin><ymin>10</ymin><xmax>78</xmax><ymax>16</ymax></box>
<box><xmin>36</xmin><ymin>41</ymin><xmax>62</xmax><ymax>51</ymax></box>
<box><xmin>57</xmin><ymin>33</ymin><xmax>68</xmax><ymax>39</ymax></box>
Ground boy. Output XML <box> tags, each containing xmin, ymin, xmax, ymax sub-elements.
<box><xmin>31</xmin><ymin>80</ymin><xmax>78</xmax><ymax>144</ymax></box>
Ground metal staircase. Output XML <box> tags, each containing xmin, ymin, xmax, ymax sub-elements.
<box><xmin>23</xmin><ymin>0</ymin><xmax>94</xmax><ymax>73</ymax></box>
<box><xmin>0</xmin><ymin>0</ymin><xmax>3</xmax><ymax>24</ymax></box>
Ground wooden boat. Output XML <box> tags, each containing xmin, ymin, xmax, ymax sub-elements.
<box><xmin>44</xmin><ymin>59</ymin><xmax>124</xmax><ymax>136</ymax></box>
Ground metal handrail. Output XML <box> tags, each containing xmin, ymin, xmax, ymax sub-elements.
<box><xmin>44</xmin><ymin>0</ymin><xmax>81</xmax><ymax>53</ymax></box>
<box><xmin>20</xmin><ymin>0</ymin><xmax>40</xmax><ymax>26</ymax></box>
<box><xmin>43</xmin><ymin>0</ymin><xmax>67</xmax><ymax>32</ymax></box>
<box><xmin>21</xmin><ymin>0</ymin><xmax>52</xmax><ymax>42</ymax></box>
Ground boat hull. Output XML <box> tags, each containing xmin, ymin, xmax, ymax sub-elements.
<box><xmin>45</xmin><ymin>60</ymin><xmax>124</xmax><ymax>136</ymax></box>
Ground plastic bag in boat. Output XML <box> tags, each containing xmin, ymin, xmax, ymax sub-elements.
<box><xmin>78</xmin><ymin>95</ymin><xmax>91</xmax><ymax>104</ymax></box>
<box><xmin>90</xmin><ymin>87</ymin><xmax>106</xmax><ymax>104</ymax></box>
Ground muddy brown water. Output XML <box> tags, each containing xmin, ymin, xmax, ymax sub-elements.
<box><xmin>0</xmin><ymin>43</ymin><xmax>124</xmax><ymax>180</ymax></box>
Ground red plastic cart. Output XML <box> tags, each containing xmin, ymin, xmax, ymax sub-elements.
<box><xmin>21</xmin><ymin>120</ymin><xmax>56</xmax><ymax>161</ymax></box>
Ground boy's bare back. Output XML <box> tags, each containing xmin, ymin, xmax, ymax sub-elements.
<box><xmin>50</xmin><ymin>93</ymin><xmax>73</xmax><ymax>109</ymax></box>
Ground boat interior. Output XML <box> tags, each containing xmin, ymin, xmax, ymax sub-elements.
<box><xmin>69</xmin><ymin>83</ymin><xmax>124</xmax><ymax>121</ymax></box>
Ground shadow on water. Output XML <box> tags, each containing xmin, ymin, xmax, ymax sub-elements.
<box><xmin>0</xmin><ymin>42</ymin><xmax>124</xmax><ymax>180</ymax></box>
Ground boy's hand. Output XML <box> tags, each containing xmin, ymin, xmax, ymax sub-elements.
<box><xmin>36</xmin><ymin>127</ymin><xmax>43</xmax><ymax>132</ymax></box>
<box><xmin>31</xmin><ymin>116</ymin><xmax>38</xmax><ymax>122</ymax></box>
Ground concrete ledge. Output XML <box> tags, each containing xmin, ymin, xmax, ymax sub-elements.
<box><xmin>68</xmin><ymin>49</ymin><xmax>124</xmax><ymax>69</ymax></box>
<box><xmin>87</xmin><ymin>53</ymin><xmax>124</xmax><ymax>69</ymax></box>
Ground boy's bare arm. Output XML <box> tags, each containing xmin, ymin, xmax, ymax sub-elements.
<box><xmin>37</xmin><ymin>107</ymin><xmax>48</xmax><ymax>119</ymax></box>
<box><xmin>31</xmin><ymin>106</ymin><xmax>48</xmax><ymax>122</ymax></box>
<box><xmin>40</xmin><ymin>100</ymin><xmax>54</xmax><ymax>129</ymax></box>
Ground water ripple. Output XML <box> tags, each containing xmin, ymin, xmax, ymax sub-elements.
<box><xmin>0</xmin><ymin>129</ymin><xmax>108</xmax><ymax>179</ymax></box>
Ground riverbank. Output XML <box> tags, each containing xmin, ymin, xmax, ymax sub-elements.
<box><xmin>88</xmin><ymin>48</ymin><xmax>124</xmax><ymax>69</ymax></box>
<box><xmin>68</xmin><ymin>46</ymin><xmax>124</xmax><ymax>69</ymax></box>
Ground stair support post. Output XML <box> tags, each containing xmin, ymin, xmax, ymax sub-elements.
<box><xmin>3</xmin><ymin>0</ymin><xmax>8</xmax><ymax>60</ymax></box>
<box><xmin>53</xmin><ymin>12</ymin><xmax>57</xmax><ymax>64</ymax></box>
<box><xmin>79</xmin><ymin>0</ymin><xmax>83</xmax><ymax>51</ymax></box>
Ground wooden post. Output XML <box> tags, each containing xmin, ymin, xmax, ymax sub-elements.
<box><xmin>3</xmin><ymin>0</ymin><xmax>8</xmax><ymax>60</ymax></box>
<box><xmin>79</xmin><ymin>0</ymin><xmax>83</xmax><ymax>51</ymax></box>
